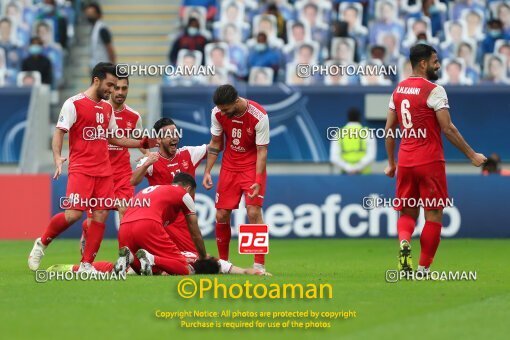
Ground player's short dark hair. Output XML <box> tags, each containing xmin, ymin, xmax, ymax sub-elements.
<box><xmin>116</xmin><ymin>75</ymin><xmax>129</xmax><ymax>85</ymax></box>
<box><xmin>347</xmin><ymin>107</ymin><xmax>361</xmax><ymax>122</ymax></box>
<box><xmin>173</xmin><ymin>173</ymin><xmax>196</xmax><ymax>190</ymax></box>
<box><xmin>192</xmin><ymin>258</ymin><xmax>220</xmax><ymax>274</ymax></box>
<box><xmin>85</xmin><ymin>2</ymin><xmax>102</xmax><ymax>16</ymax></box>
<box><xmin>213</xmin><ymin>84</ymin><xmax>238</xmax><ymax>106</ymax></box>
<box><xmin>153</xmin><ymin>117</ymin><xmax>176</xmax><ymax>132</ymax></box>
<box><xmin>90</xmin><ymin>62</ymin><xmax>116</xmax><ymax>83</ymax></box>
<box><xmin>409</xmin><ymin>43</ymin><xmax>437</xmax><ymax>68</ymax></box>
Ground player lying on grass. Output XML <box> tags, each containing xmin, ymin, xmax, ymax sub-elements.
<box><xmin>46</xmin><ymin>247</ymin><xmax>270</xmax><ymax>276</ymax></box>
<box><xmin>47</xmin><ymin>174</ymin><xmax>269</xmax><ymax>276</ymax></box>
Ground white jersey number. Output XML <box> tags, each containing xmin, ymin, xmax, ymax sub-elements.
<box><xmin>141</xmin><ymin>185</ymin><xmax>159</xmax><ymax>194</ymax></box>
<box><xmin>400</xmin><ymin>99</ymin><xmax>413</xmax><ymax>129</ymax></box>
<box><xmin>232</xmin><ymin>128</ymin><xmax>242</xmax><ymax>138</ymax></box>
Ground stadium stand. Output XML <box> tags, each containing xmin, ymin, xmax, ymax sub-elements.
<box><xmin>1</xmin><ymin>0</ymin><xmax>509</xmax><ymax>173</ymax></box>
<box><xmin>168</xmin><ymin>0</ymin><xmax>510</xmax><ymax>86</ymax></box>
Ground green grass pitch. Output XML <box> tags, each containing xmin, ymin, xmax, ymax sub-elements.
<box><xmin>1</xmin><ymin>239</ymin><xmax>508</xmax><ymax>339</ymax></box>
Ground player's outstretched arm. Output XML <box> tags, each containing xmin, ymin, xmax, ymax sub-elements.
<box><xmin>52</xmin><ymin>128</ymin><xmax>67</xmax><ymax>179</ymax></box>
<box><xmin>108</xmin><ymin>136</ymin><xmax>158</xmax><ymax>149</ymax></box>
<box><xmin>384</xmin><ymin>109</ymin><xmax>398</xmax><ymax>178</ymax></box>
<box><xmin>203</xmin><ymin>135</ymin><xmax>222</xmax><ymax>190</ymax></box>
<box><xmin>436</xmin><ymin>109</ymin><xmax>487</xmax><ymax>167</ymax></box>
<box><xmin>229</xmin><ymin>265</ymin><xmax>272</xmax><ymax>276</ymax></box>
<box><xmin>130</xmin><ymin>152</ymin><xmax>159</xmax><ymax>186</ymax></box>
<box><xmin>249</xmin><ymin>145</ymin><xmax>268</xmax><ymax>199</ymax></box>
<box><xmin>185</xmin><ymin>213</ymin><xmax>208</xmax><ymax>259</ymax></box>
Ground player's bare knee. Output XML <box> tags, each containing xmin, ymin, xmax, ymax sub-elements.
<box><xmin>117</xmin><ymin>206</ymin><xmax>127</xmax><ymax>220</ymax></box>
<box><xmin>215</xmin><ymin>209</ymin><xmax>231</xmax><ymax>223</ymax></box>
<box><xmin>401</xmin><ymin>207</ymin><xmax>419</xmax><ymax>220</ymax></box>
<box><xmin>64</xmin><ymin>210</ymin><xmax>83</xmax><ymax>224</ymax></box>
<box><xmin>246</xmin><ymin>205</ymin><xmax>262</xmax><ymax>223</ymax></box>
<box><xmin>91</xmin><ymin>209</ymin><xmax>109</xmax><ymax>222</ymax></box>
<box><xmin>425</xmin><ymin>209</ymin><xmax>443</xmax><ymax>223</ymax></box>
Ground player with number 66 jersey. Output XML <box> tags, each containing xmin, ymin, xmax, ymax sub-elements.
<box><xmin>202</xmin><ymin>85</ymin><xmax>270</xmax><ymax>274</ymax></box>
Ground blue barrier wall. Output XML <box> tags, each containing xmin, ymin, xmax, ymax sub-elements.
<box><xmin>51</xmin><ymin>174</ymin><xmax>510</xmax><ymax>239</ymax></box>
<box><xmin>0</xmin><ymin>87</ymin><xmax>31</xmax><ymax>163</ymax></box>
<box><xmin>160</xmin><ymin>85</ymin><xmax>510</xmax><ymax>162</ymax></box>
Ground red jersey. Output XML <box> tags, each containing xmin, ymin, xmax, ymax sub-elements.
<box><xmin>108</xmin><ymin>104</ymin><xmax>142</xmax><ymax>179</ymax></box>
<box><xmin>389</xmin><ymin>77</ymin><xmax>449</xmax><ymax>167</ymax></box>
<box><xmin>56</xmin><ymin>93</ymin><xmax>117</xmax><ymax>177</ymax></box>
<box><xmin>122</xmin><ymin>184</ymin><xmax>195</xmax><ymax>226</ymax></box>
<box><xmin>211</xmin><ymin>99</ymin><xmax>270</xmax><ymax>171</ymax></box>
<box><xmin>136</xmin><ymin>145</ymin><xmax>207</xmax><ymax>186</ymax></box>
<box><xmin>136</xmin><ymin>145</ymin><xmax>207</xmax><ymax>252</ymax></box>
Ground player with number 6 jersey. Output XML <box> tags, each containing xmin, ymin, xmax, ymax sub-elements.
<box><xmin>384</xmin><ymin>44</ymin><xmax>487</xmax><ymax>274</ymax></box>
<box><xmin>202</xmin><ymin>84</ymin><xmax>270</xmax><ymax>274</ymax></box>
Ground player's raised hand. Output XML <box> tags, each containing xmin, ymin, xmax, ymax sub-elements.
<box><xmin>248</xmin><ymin>183</ymin><xmax>260</xmax><ymax>199</ymax></box>
<box><xmin>384</xmin><ymin>164</ymin><xmax>396</xmax><ymax>178</ymax></box>
<box><xmin>470</xmin><ymin>153</ymin><xmax>487</xmax><ymax>167</ymax></box>
<box><xmin>139</xmin><ymin>136</ymin><xmax>159</xmax><ymax>149</ymax></box>
<box><xmin>145</xmin><ymin>152</ymin><xmax>159</xmax><ymax>165</ymax></box>
<box><xmin>203</xmin><ymin>172</ymin><xmax>213</xmax><ymax>190</ymax></box>
<box><xmin>53</xmin><ymin>157</ymin><xmax>67</xmax><ymax>179</ymax></box>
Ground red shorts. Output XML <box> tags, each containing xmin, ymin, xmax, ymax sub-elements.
<box><xmin>216</xmin><ymin>168</ymin><xmax>266</xmax><ymax>209</ymax></box>
<box><xmin>395</xmin><ymin>161</ymin><xmax>449</xmax><ymax>211</ymax></box>
<box><xmin>118</xmin><ymin>219</ymin><xmax>187</xmax><ymax>273</ymax></box>
<box><xmin>112</xmin><ymin>173</ymin><xmax>135</xmax><ymax>202</ymax></box>
<box><xmin>66</xmin><ymin>172</ymin><xmax>115</xmax><ymax>211</ymax></box>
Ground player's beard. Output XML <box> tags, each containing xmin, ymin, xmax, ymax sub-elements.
<box><xmin>163</xmin><ymin>141</ymin><xmax>178</xmax><ymax>157</ymax></box>
<box><xmin>426</xmin><ymin>66</ymin><xmax>439</xmax><ymax>81</ymax></box>
<box><xmin>113</xmin><ymin>95</ymin><xmax>125</xmax><ymax>106</ymax></box>
<box><xmin>97</xmin><ymin>85</ymin><xmax>110</xmax><ymax>101</ymax></box>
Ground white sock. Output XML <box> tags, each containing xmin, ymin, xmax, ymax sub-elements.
<box><xmin>417</xmin><ymin>265</ymin><xmax>429</xmax><ymax>272</ymax></box>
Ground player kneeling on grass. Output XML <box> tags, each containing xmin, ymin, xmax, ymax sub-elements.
<box><xmin>114</xmin><ymin>173</ymin><xmax>207</xmax><ymax>275</ymax></box>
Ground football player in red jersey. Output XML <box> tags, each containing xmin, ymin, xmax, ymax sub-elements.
<box><xmin>117</xmin><ymin>173</ymin><xmax>211</xmax><ymax>275</ymax></box>
<box><xmin>28</xmin><ymin>63</ymin><xmax>157</xmax><ymax>273</ymax></box>
<box><xmin>131</xmin><ymin>117</ymin><xmax>207</xmax><ymax>252</ymax></box>
<box><xmin>105</xmin><ymin>75</ymin><xmax>147</xmax><ymax>219</ymax></box>
<box><xmin>384</xmin><ymin>44</ymin><xmax>486</xmax><ymax>273</ymax></box>
<box><xmin>202</xmin><ymin>84</ymin><xmax>270</xmax><ymax>273</ymax></box>
<box><xmin>79</xmin><ymin>74</ymin><xmax>148</xmax><ymax>253</ymax></box>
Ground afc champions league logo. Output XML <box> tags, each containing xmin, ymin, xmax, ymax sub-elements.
<box><xmin>194</xmin><ymin>193</ymin><xmax>216</xmax><ymax>236</ymax></box>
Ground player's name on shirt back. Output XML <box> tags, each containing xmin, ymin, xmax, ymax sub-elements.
<box><xmin>396</xmin><ymin>86</ymin><xmax>421</xmax><ymax>95</ymax></box>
